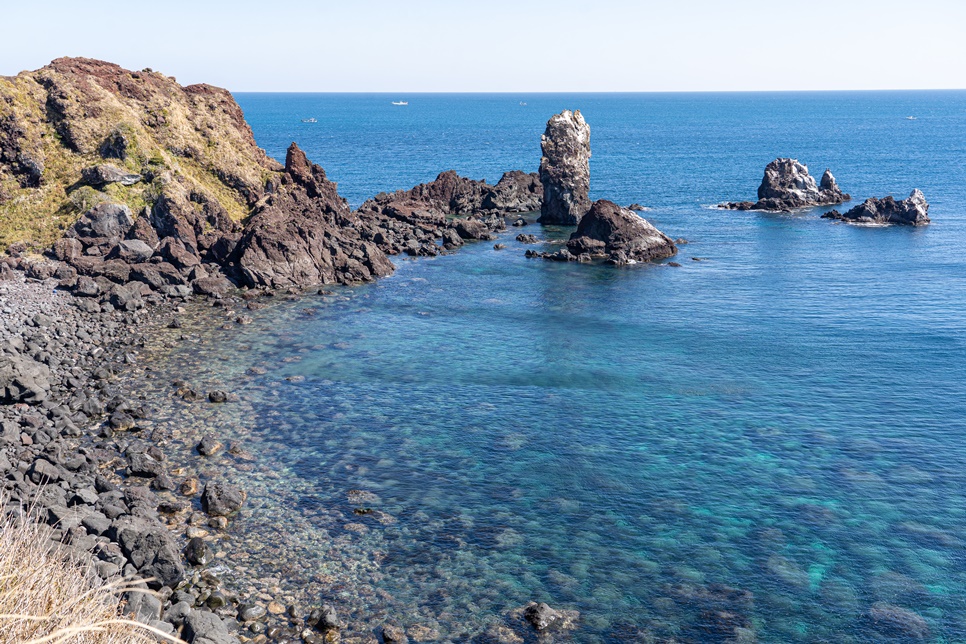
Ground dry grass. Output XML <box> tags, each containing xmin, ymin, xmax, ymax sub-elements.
<box><xmin>0</xmin><ymin>506</ymin><xmax>185</xmax><ymax>644</ymax></box>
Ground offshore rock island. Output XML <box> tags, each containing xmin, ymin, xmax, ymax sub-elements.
<box><xmin>719</xmin><ymin>157</ymin><xmax>850</xmax><ymax>212</ymax></box>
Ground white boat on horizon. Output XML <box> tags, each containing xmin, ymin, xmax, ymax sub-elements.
<box><xmin>301</xmin><ymin>118</ymin><xmax>317</xmax><ymax>123</ymax></box>
<box><xmin>392</xmin><ymin>101</ymin><xmax>408</xmax><ymax>106</ymax></box>
<box><xmin>906</xmin><ymin>116</ymin><xmax>917</xmax><ymax>120</ymax></box>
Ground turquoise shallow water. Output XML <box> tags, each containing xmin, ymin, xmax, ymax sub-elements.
<box><xmin>158</xmin><ymin>92</ymin><xmax>966</xmax><ymax>641</ymax></box>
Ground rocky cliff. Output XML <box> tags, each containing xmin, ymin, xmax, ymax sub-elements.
<box><xmin>0</xmin><ymin>57</ymin><xmax>406</xmax><ymax>293</ymax></box>
<box><xmin>720</xmin><ymin>158</ymin><xmax>849</xmax><ymax>211</ymax></box>
<box><xmin>822</xmin><ymin>189</ymin><xmax>930</xmax><ymax>226</ymax></box>
<box><xmin>538</xmin><ymin>110</ymin><xmax>591</xmax><ymax>225</ymax></box>
<box><xmin>0</xmin><ymin>57</ymin><xmax>277</xmax><ymax>253</ymax></box>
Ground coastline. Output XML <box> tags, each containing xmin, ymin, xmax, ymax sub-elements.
<box><xmin>1</xmin><ymin>230</ymin><xmax>576</xmax><ymax>644</ymax></box>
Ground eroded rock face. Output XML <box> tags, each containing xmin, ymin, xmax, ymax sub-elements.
<box><xmin>822</xmin><ymin>189</ymin><xmax>929</xmax><ymax>226</ymax></box>
<box><xmin>566</xmin><ymin>200</ymin><xmax>677</xmax><ymax>264</ymax></box>
<box><xmin>721</xmin><ymin>158</ymin><xmax>849</xmax><ymax>211</ymax></box>
<box><xmin>233</xmin><ymin>143</ymin><xmax>395</xmax><ymax>288</ymax></box>
<box><xmin>538</xmin><ymin>110</ymin><xmax>591</xmax><ymax>225</ymax></box>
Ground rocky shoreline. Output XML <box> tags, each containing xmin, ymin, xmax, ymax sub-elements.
<box><xmin>2</xmin><ymin>249</ymin><xmax>592</xmax><ymax>644</ymax></box>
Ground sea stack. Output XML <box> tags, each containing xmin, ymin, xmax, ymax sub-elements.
<box><xmin>822</xmin><ymin>189</ymin><xmax>930</xmax><ymax>226</ymax></box>
<box><xmin>721</xmin><ymin>158</ymin><xmax>850</xmax><ymax>211</ymax></box>
<box><xmin>538</xmin><ymin>110</ymin><xmax>591</xmax><ymax>225</ymax></box>
<box><xmin>566</xmin><ymin>200</ymin><xmax>677</xmax><ymax>264</ymax></box>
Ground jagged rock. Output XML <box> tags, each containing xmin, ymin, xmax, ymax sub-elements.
<box><xmin>192</xmin><ymin>276</ymin><xmax>233</xmax><ymax>296</ymax></box>
<box><xmin>538</xmin><ymin>110</ymin><xmax>591</xmax><ymax>225</ymax></box>
<box><xmin>822</xmin><ymin>189</ymin><xmax>929</xmax><ymax>226</ymax></box>
<box><xmin>201</xmin><ymin>481</ymin><xmax>246</xmax><ymax>517</ymax></box>
<box><xmin>67</xmin><ymin>203</ymin><xmax>135</xmax><ymax>243</ymax></box>
<box><xmin>234</xmin><ymin>143</ymin><xmax>395</xmax><ymax>288</ymax></box>
<box><xmin>482</xmin><ymin>170</ymin><xmax>544</xmax><ymax>212</ymax></box>
<box><xmin>81</xmin><ymin>164</ymin><xmax>142</xmax><ymax>187</ymax></box>
<box><xmin>566</xmin><ymin>200</ymin><xmax>676</xmax><ymax>264</ymax></box>
<box><xmin>0</xmin><ymin>353</ymin><xmax>52</xmax><ymax>404</ymax></box>
<box><xmin>110</xmin><ymin>516</ymin><xmax>185</xmax><ymax>588</ymax></box>
<box><xmin>51</xmin><ymin>237</ymin><xmax>84</xmax><ymax>261</ymax></box>
<box><xmin>721</xmin><ymin>158</ymin><xmax>850</xmax><ymax>211</ymax></box>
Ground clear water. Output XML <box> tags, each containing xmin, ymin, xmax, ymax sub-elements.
<box><xmin>151</xmin><ymin>92</ymin><xmax>966</xmax><ymax>642</ymax></box>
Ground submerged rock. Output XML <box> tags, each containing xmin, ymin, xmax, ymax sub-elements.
<box><xmin>863</xmin><ymin>603</ymin><xmax>929</xmax><ymax>641</ymax></box>
<box><xmin>822</xmin><ymin>189</ymin><xmax>929</xmax><ymax>226</ymax></box>
<box><xmin>720</xmin><ymin>158</ymin><xmax>849</xmax><ymax>211</ymax></box>
<box><xmin>538</xmin><ymin>110</ymin><xmax>591</xmax><ymax>225</ymax></box>
<box><xmin>566</xmin><ymin>200</ymin><xmax>677</xmax><ymax>264</ymax></box>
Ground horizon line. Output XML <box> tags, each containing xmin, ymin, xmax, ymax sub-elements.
<box><xmin>229</xmin><ymin>88</ymin><xmax>966</xmax><ymax>95</ymax></box>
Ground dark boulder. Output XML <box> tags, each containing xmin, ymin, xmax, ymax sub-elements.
<box><xmin>538</xmin><ymin>110</ymin><xmax>591</xmax><ymax>225</ymax></box>
<box><xmin>566</xmin><ymin>200</ymin><xmax>677</xmax><ymax>264</ymax></box>
<box><xmin>110</xmin><ymin>516</ymin><xmax>185</xmax><ymax>588</ymax></box>
<box><xmin>0</xmin><ymin>353</ymin><xmax>52</xmax><ymax>404</ymax></box>
<box><xmin>184</xmin><ymin>537</ymin><xmax>213</xmax><ymax>566</ymax></box>
<box><xmin>822</xmin><ymin>189</ymin><xmax>929</xmax><ymax>226</ymax></box>
<box><xmin>201</xmin><ymin>481</ymin><xmax>246</xmax><ymax>517</ymax></box>
<box><xmin>67</xmin><ymin>203</ymin><xmax>135</xmax><ymax>243</ymax></box>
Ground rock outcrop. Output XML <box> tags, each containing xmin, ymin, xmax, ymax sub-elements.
<box><xmin>822</xmin><ymin>189</ymin><xmax>930</xmax><ymax>226</ymax></box>
<box><xmin>720</xmin><ymin>158</ymin><xmax>849</xmax><ymax>211</ymax></box>
<box><xmin>565</xmin><ymin>200</ymin><xmax>677</xmax><ymax>264</ymax></box>
<box><xmin>233</xmin><ymin>143</ymin><xmax>394</xmax><ymax>287</ymax></box>
<box><xmin>354</xmin><ymin>169</ymin><xmax>540</xmax><ymax>257</ymax></box>
<box><xmin>538</xmin><ymin>110</ymin><xmax>591</xmax><ymax>225</ymax></box>
<box><xmin>0</xmin><ymin>57</ymin><xmax>278</xmax><ymax>254</ymax></box>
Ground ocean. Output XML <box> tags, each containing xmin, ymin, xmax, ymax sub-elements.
<box><xmin>146</xmin><ymin>91</ymin><xmax>966</xmax><ymax>642</ymax></box>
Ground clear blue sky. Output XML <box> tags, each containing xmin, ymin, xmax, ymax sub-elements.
<box><xmin>2</xmin><ymin>0</ymin><xmax>964</xmax><ymax>91</ymax></box>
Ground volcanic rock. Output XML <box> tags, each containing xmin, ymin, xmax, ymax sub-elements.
<box><xmin>566</xmin><ymin>200</ymin><xmax>676</xmax><ymax>264</ymax></box>
<box><xmin>822</xmin><ymin>189</ymin><xmax>929</xmax><ymax>226</ymax></box>
<box><xmin>233</xmin><ymin>143</ymin><xmax>394</xmax><ymax>288</ymax></box>
<box><xmin>538</xmin><ymin>110</ymin><xmax>591</xmax><ymax>225</ymax></box>
<box><xmin>721</xmin><ymin>158</ymin><xmax>850</xmax><ymax>211</ymax></box>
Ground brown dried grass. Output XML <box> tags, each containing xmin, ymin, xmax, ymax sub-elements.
<box><xmin>0</xmin><ymin>507</ymin><xmax>185</xmax><ymax>643</ymax></box>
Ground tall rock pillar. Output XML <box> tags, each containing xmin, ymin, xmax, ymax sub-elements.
<box><xmin>537</xmin><ymin>110</ymin><xmax>591</xmax><ymax>225</ymax></box>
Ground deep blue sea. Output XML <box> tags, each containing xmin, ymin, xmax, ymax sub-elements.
<box><xmin>163</xmin><ymin>92</ymin><xmax>966</xmax><ymax>642</ymax></box>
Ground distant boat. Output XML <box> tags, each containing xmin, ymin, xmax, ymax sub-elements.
<box><xmin>392</xmin><ymin>101</ymin><xmax>408</xmax><ymax>106</ymax></box>
<box><xmin>301</xmin><ymin>118</ymin><xmax>317</xmax><ymax>123</ymax></box>
<box><xmin>906</xmin><ymin>116</ymin><xmax>917</xmax><ymax>120</ymax></box>
<box><xmin>520</xmin><ymin>101</ymin><xmax>527</xmax><ymax>106</ymax></box>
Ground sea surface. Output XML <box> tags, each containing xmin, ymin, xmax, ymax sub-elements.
<box><xmin>147</xmin><ymin>92</ymin><xmax>966</xmax><ymax>642</ymax></box>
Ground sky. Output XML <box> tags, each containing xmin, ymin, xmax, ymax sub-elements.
<box><xmin>2</xmin><ymin>0</ymin><xmax>964</xmax><ymax>92</ymax></box>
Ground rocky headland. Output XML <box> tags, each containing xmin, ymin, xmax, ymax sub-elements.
<box><xmin>537</xmin><ymin>110</ymin><xmax>591</xmax><ymax>225</ymax></box>
<box><xmin>0</xmin><ymin>57</ymin><xmax>571</xmax><ymax>644</ymax></box>
<box><xmin>822</xmin><ymin>189</ymin><xmax>930</xmax><ymax>226</ymax></box>
<box><xmin>720</xmin><ymin>158</ymin><xmax>850</xmax><ymax>212</ymax></box>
